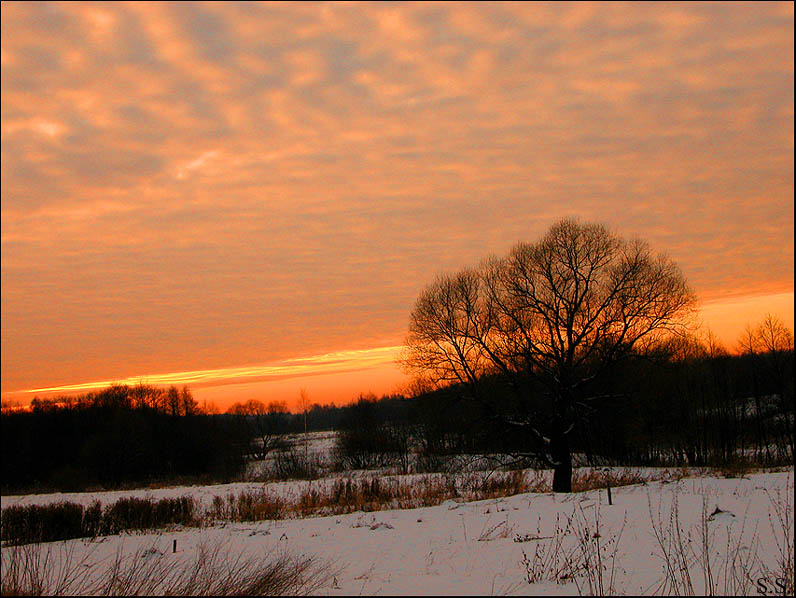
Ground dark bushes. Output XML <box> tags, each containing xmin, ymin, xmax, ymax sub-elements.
<box><xmin>1</xmin><ymin>496</ymin><xmax>198</xmax><ymax>546</ymax></box>
<box><xmin>334</xmin><ymin>394</ymin><xmax>412</xmax><ymax>470</ymax></box>
<box><xmin>102</xmin><ymin>496</ymin><xmax>197</xmax><ymax>535</ymax></box>
<box><xmin>0</xmin><ymin>502</ymin><xmax>84</xmax><ymax>546</ymax></box>
<box><xmin>270</xmin><ymin>444</ymin><xmax>321</xmax><ymax>480</ymax></box>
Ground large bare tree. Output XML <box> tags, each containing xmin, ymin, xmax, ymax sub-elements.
<box><xmin>402</xmin><ymin>218</ymin><xmax>696</xmax><ymax>491</ymax></box>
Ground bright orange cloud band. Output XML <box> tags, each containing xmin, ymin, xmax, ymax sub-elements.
<box><xmin>15</xmin><ymin>346</ymin><xmax>404</xmax><ymax>397</ymax></box>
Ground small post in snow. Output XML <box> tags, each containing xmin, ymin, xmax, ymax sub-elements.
<box><xmin>173</xmin><ymin>539</ymin><xmax>177</xmax><ymax>553</ymax></box>
<box><xmin>604</xmin><ymin>468</ymin><xmax>613</xmax><ymax>505</ymax></box>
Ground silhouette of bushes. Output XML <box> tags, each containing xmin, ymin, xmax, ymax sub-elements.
<box><xmin>1</xmin><ymin>496</ymin><xmax>199</xmax><ymax>546</ymax></box>
<box><xmin>334</xmin><ymin>394</ymin><xmax>410</xmax><ymax>470</ymax></box>
<box><xmin>0</xmin><ymin>502</ymin><xmax>84</xmax><ymax>546</ymax></box>
<box><xmin>102</xmin><ymin>496</ymin><xmax>197</xmax><ymax>535</ymax></box>
<box><xmin>270</xmin><ymin>444</ymin><xmax>321</xmax><ymax>480</ymax></box>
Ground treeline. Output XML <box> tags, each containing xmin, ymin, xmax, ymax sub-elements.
<box><xmin>3</xmin><ymin>320</ymin><xmax>792</xmax><ymax>493</ymax></box>
<box><xmin>574</xmin><ymin>339</ymin><xmax>794</xmax><ymax>466</ymax></box>
<box><xmin>267</xmin><ymin>330</ymin><xmax>793</xmax><ymax>472</ymax></box>
<box><xmin>221</xmin><ymin>324</ymin><xmax>794</xmax><ymax>472</ymax></box>
<box><xmin>225</xmin><ymin>341</ymin><xmax>793</xmax><ymax>473</ymax></box>
<box><xmin>2</xmin><ymin>384</ymin><xmax>247</xmax><ymax>493</ymax></box>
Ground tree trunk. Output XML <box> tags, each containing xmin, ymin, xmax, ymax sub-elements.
<box><xmin>551</xmin><ymin>419</ymin><xmax>572</xmax><ymax>492</ymax></box>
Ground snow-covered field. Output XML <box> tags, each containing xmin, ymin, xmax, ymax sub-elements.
<box><xmin>2</xmin><ymin>468</ymin><xmax>793</xmax><ymax>595</ymax></box>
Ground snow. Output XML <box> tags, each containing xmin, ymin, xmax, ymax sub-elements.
<box><xmin>2</xmin><ymin>468</ymin><xmax>793</xmax><ymax>595</ymax></box>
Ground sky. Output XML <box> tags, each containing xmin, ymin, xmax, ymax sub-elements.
<box><xmin>1</xmin><ymin>1</ymin><xmax>793</xmax><ymax>411</ymax></box>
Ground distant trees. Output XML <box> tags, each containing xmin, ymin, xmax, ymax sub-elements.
<box><xmin>334</xmin><ymin>393</ymin><xmax>412</xmax><ymax>471</ymax></box>
<box><xmin>402</xmin><ymin>218</ymin><xmax>696</xmax><ymax>491</ymax></box>
<box><xmin>738</xmin><ymin>314</ymin><xmax>795</xmax><ymax>458</ymax></box>
<box><xmin>2</xmin><ymin>384</ymin><xmax>246</xmax><ymax>492</ymax></box>
<box><xmin>227</xmin><ymin>399</ymin><xmax>290</xmax><ymax>460</ymax></box>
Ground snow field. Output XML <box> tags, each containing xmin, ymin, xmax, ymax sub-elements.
<box><xmin>2</xmin><ymin>470</ymin><xmax>793</xmax><ymax>595</ymax></box>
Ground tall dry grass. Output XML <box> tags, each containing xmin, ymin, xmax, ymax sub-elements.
<box><xmin>1</xmin><ymin>537</ymin><xmax>335</xmax><ymax>596</ymax></box>
<box><xmin>209</xmin><ymin>470</ymin><xmax>538</xmax><ymax>523</ymax></box>
<box><xmin>646</xmin><ymin>477</ymin><xmax>793</xmax><ymax>596</ymax></box>
<box><xmin>518</xmin><ymin>504</ymin><xmax>626</xmax><ymax>595</ymax></box>
<box><xmin>4</xmin><ymin>467</ymin><xmax>679</xmax><ymax>547</ymax></box>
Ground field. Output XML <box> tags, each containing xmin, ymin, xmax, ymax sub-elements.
<box><xmin>2</xmin><ymin>432</ymin><xmax>793</xmax><ymax>596</ymax></box>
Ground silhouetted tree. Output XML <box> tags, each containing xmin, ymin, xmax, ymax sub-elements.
<box><xmin>402</xmin><ymin>218</ymin><xmax>696</xmax><ymax>491</ymax></box>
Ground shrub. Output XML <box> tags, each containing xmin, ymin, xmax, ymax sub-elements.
<box><xmin>271</xmin><ymin>445</ymin><xmax>321</xmax><ymax>480</ymax></box>
<box><xmin>1</xmin><ymin>502</ymin><xmax>84</xmax><ymax>545</ymax></box>
<box><xmin>103</xmin><ymin>497</ymin><xmax>198</xmax><ymax>535</ymax></box>
<box><xmin>82</xmin><ymin>500</ymin><xmax>103</xmax><ymax>538</ymax></box>
<box><xmin>209</xmin><ymin>490</ymin><xmax>286</xmax><ymax>522</ymax></box>
<box><xmin>102</xmin><ymin>497</ymin><xmax>156</xmax><ymax>534</ymax></box>
<box><xmin>2</xmin><ymin>496</ymin><xmax>198</xmax><ymax>546</ymax></box>
<box><xmin>153</xmin><ymin>496</ymin><xmax>197</xmax><ymax>527</ymax></box>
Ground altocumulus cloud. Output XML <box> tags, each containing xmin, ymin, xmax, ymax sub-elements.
<box><xmin>1</xmin><ymin>1</ymin><xmax>793</xmax><ymax>396</ymax></box>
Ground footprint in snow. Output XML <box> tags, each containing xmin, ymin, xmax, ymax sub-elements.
<box><xmin>708</xmin><ymin>507</ymin><xmax>735</xmax><ymax>522</ymax></box>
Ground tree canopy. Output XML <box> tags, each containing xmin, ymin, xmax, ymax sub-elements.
<box><xmin>402</xmin><ymin>218</ymin><xmax>697</xmax><ymax>491</ymax></box>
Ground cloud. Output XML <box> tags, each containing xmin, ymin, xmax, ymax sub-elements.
<box><xmin>12</xmin><ymin>345</ymin><xmax>404</xmax><ymax>397</ymax></box>
<box><xmin>2</xmin><ymin>1</ymin><xmax>793</xmax><ymax>396</ymax></box>
<box><xmin>176</xmin><ymin>149</ymin><xmax>220</xmax><ymax>179</ymax></box>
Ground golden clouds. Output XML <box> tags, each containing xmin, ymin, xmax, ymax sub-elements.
<box><xmin>1</xmin><ymin>2</ymin><xmax>793</xmax><ymax>399</ymax></box>
<box><xmin>12</xmin><ymin>345</ymin><xmax>404</xmax><ymax>399</ymax></box>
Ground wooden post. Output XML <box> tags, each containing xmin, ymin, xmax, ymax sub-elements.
<box><xmin>173</xmin><ymin>539</ymin><xmax>177</xmax><ymax>553</ymax></box>
<box><xmin>604</xmin><ymin>468</ymin><xmax>613</xmax><ymax>505</ymax></box>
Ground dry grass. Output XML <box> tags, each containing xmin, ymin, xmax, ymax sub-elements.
<box><xmin>646</xmin><ymin>484</ymin><xmax>770</xmax><ymax>595</ymax></box>
<box><xmin>1</xmin><ymin>541</ymin><xmax>94</xmax><ymax>595</ymax></box>
<box><xmin>4</xmin><ymin>468</ymin><xmax>681</xmax><ymax>547</ymax></box>
<box><xmin>518</xmin><ymin>504</ymin><xmax>626</xmax><ymax>595</ymax></box>
<box><xmin>518</xmin><ymin>473</ymin><xmax>793</xmax><ymax>596</ymax></box>
<box><xmin>209</xmin><ymin>491</ymin><xmax>287</xmax><ymax>522</ymax></box>
<box><xmin>1</xmin><ymin>472</ymin><xmax>538</xmax><ymax>547</ymax></box>
<box><xmin>1</xmin><ymin>538</ymin><xmax>336</xmax><ymax>596</ymax></box>
<box><xmin>519</xmin><ymin>513</ymin><xmax>579</xmax><ymax>585</ymax></box>
<box><xmin>761</xmin><ymin>473</ymin><xmax>794</xmax><ymax>596</ymax></box>
<box><xmin>208</xmin><ymin>471</ymin><xmax>538</xmax><ymax>524</ymax></box>
<box><xmin>716</xmin><ymin>458</ymin><xmax>755</xmax><ymax>479</ymax></box>
<box><xmin>570</xmin><ymin>467</ymin><xmax>691</xmax><ymax>494</ymax></box>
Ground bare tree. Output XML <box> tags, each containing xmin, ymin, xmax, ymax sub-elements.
<box><xmin>402</xmin><ymin>218</ymin><xmax>696</xmax><ymax>491</ymax></box>
<box><xmin>298</xmin><ymin>388</ymin><xmax>311</xmax><ymax>464</ymax></box>
<box><xmin>227</xmin><ymin>399</ymin><xmax>289</xmax><ymax>460</ymax></box>
<box><xmin>747</xmin><ymin>314</ymin><xmax>794</xmax><ymax>458</ymax></box>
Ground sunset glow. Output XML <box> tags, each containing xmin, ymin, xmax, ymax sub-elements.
<box><xmin>2</xmin><ymin>1</ymin><xmax>793</xmax><ymax>412</ymax></box>
<box><xmin>9</xmin><ymin>346</ymin><xmax>406</xmax><ymax>407</ymax></box>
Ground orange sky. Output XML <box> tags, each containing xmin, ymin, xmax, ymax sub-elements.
<box><xmin>1</xmin><ymin>2</ymin><xmax>793</xmax><ymax>412</ymax></box>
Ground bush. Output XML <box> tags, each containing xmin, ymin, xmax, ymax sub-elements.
<box><xmin>83</xmin><ymin>501</ymin><xmax>103</xmax><ymax>538</ymax></box>
<box><xmin>271</xmin><ymin>445</ymin><xmax>321</xmax><ymax>480</ymax></box>
<box><xmin>1</xmin><ymin>496</ymin><xmax>198</xmax><ymax>546</ymax></box>
<box><xmin>1</xmin><ymin>502</ymin><xmax>84</xmax><ymax>545</ymax></box>
<box><xmin>334</xmin><ymin>395</ymin><xmax>405</xmax><ymax>471</ymax></box>
<box><xmin>102</xmin><ymin>497</ymin><xmax>156</xmax><ymax>534</ymax></box>
<box><xmin>209</xmin><ymin>490</ymin><xmax>286</xmax><ymax>522</ymax></box>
